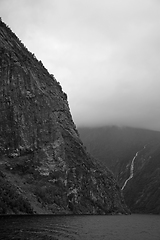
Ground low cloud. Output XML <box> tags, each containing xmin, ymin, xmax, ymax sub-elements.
<box><xmin>0</xmin><ymin>0</ymin><xmax>160</xmax><ymax>131</ymax></box>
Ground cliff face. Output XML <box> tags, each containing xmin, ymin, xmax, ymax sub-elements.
<box><xmin>0</xmin><ymin>19</ymin><xmax>128</xmax><ymax>214</ymax></box>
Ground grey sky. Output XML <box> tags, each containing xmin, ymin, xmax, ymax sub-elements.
<box><xmin>0</xmin><ymin>0</ymin><xmax>160</xmax><ymax>130</ymax></box>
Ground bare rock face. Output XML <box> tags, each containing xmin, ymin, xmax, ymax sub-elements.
<box><xmin>0</xmin><ymin>19</ymin><xmax>129</xmax><ymax>214</ymax></box>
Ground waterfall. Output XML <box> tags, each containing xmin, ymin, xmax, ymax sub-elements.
<box><xmin>122</xmin><ymin>146</ymin><xmax>146</xmax><ymax>190</ymax></box>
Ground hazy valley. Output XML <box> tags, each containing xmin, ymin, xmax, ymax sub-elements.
<box><xmin>79</xmin><ymin>126</ymin><xmax>160</xmax><ymax>214</ymax></box>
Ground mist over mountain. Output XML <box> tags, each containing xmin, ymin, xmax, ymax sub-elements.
<box><xmin>79</xmin><ymin>126</ymin><xmax>160</xmax><ymax>213</ymax></box>
<box><xmin>0</xmin><ymin>0</ymin><xmax>160</xmax><ymax>132</ymax></box>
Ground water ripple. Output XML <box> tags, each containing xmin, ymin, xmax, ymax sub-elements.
<box><xmin>0</xmin><ymin>214</ymin><xmax>160</xmax><ymax>240</ymax></box>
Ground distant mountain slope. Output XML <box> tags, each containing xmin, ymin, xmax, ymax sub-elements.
<box><xmin>123</xmin><ymin>143</ymin><xmax>160</xmax><ymax>213</ymax></box>
<box><xmin>79</xmin><ymin>126</ymin><xmax>160</xmax><ymax>213</ymax></box>
<box><xmin>0</xmin><ymin>19</ymin><xmax>129</xmax><ymax>215</ymax></box>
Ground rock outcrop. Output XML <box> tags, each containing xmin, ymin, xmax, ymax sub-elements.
<box><xmin>0</xmin><ymin>18</ymin><xmax>128</xmax><ymax>215</ymax></box>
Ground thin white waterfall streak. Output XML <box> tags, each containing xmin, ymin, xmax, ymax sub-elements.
<box><xmin>122</xmin><ymin>146</ymin><xmax>146</xmax><ymax>190</ymax></box>
<box><xmin>121</xmin><ymin>152</ymin><xmax>138</xmax><ymax>190</ymax></box>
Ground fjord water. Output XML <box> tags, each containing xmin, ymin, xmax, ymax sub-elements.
<box><xmin>0</xmin><ymin>214</ymin><xmax>160</xmax><ymax>240</ymax></box>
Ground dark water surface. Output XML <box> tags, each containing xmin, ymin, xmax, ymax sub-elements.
<box><xmin>0</xmin><ymin>214</ymin><xmax>160</xmax><ymax>240</ymax></box>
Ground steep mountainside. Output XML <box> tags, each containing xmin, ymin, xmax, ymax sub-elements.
<box><xmin>79</xmin><ymin>126</ymin><xmax>160</xmax><ymax>213</ymax></box>
<box><xmin>123</xmin><ymin>143</ymin><xmax>160</xmax><ymax>214</ymax></box>
<box><xmin>0</xmin><ymin>19</ymin><xmax>129</xmax><ymax>215</ymax></box>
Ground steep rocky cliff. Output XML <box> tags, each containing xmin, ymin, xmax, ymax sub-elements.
<box><xmin>0</xmin><ymin>18</ymin><xmax>128</xmax><ymax>215</ymax></box>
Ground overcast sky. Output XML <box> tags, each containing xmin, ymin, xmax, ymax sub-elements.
<box><xmin>0</xmin><ymin>0</ymin><xmax>160</xmax><ymax>131</ymax></box>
